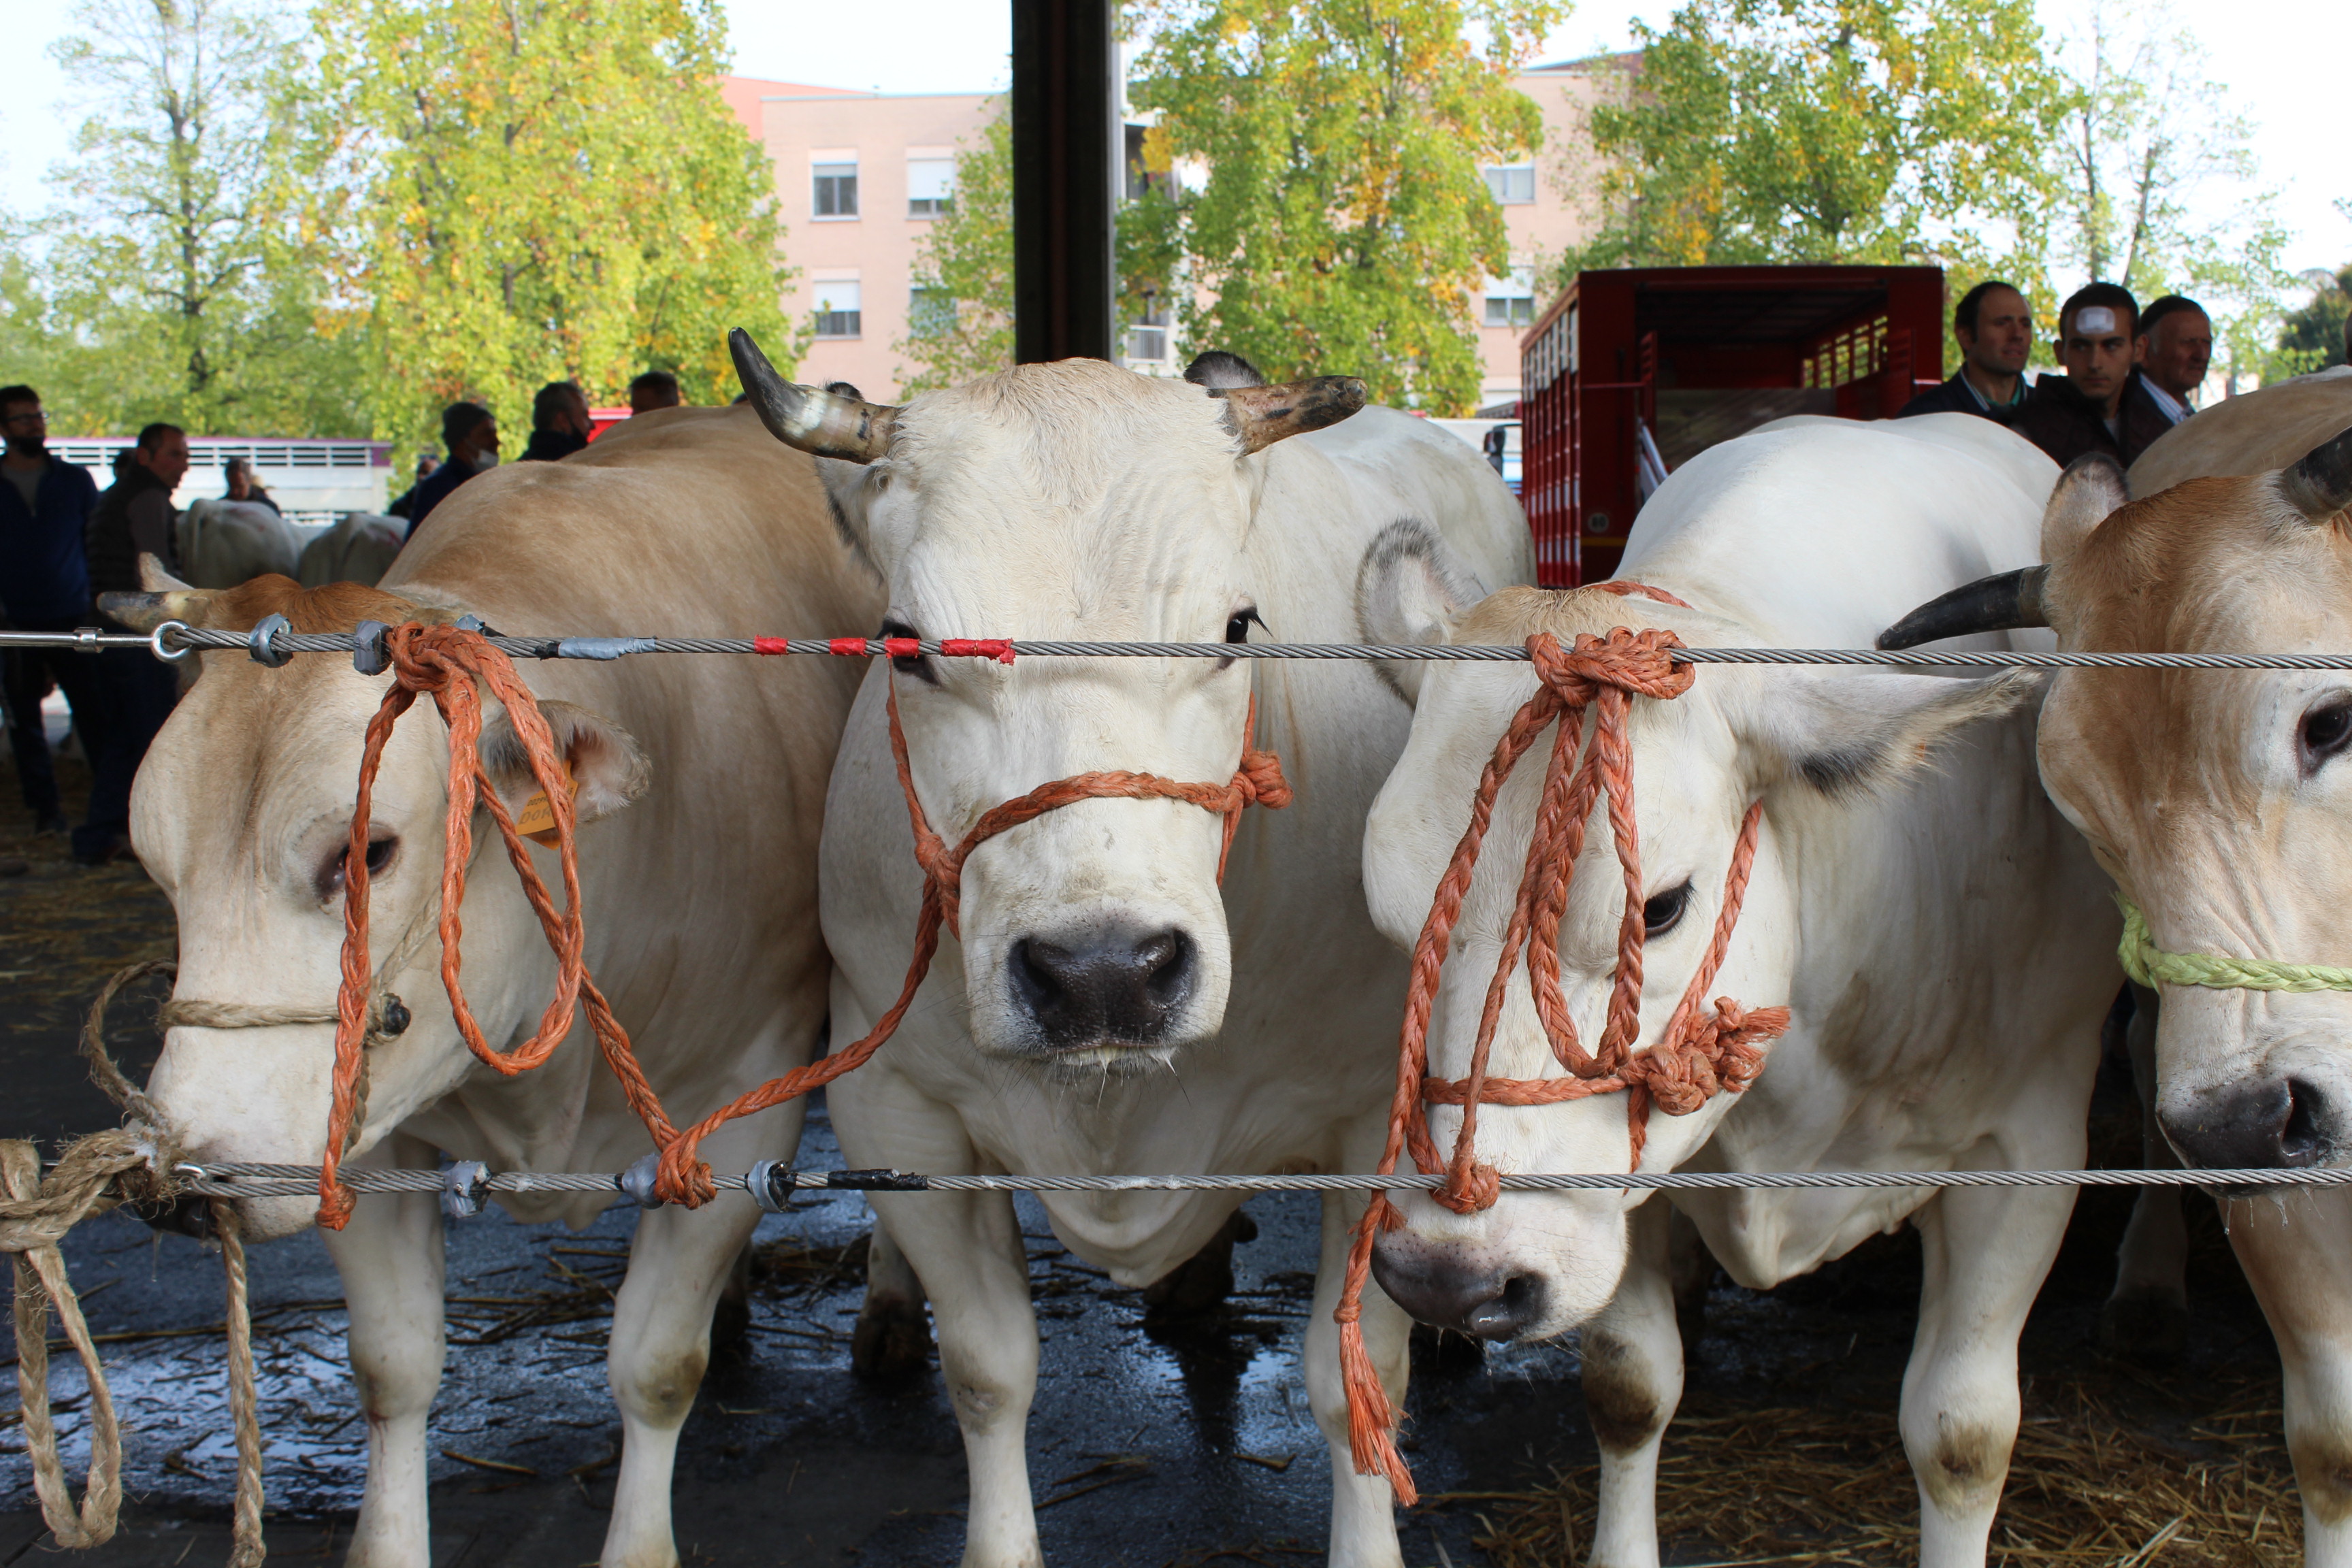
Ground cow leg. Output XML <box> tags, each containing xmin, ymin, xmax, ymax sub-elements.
<box><xmin>854</xmin><ymin>1213</ymin><xmax>934</xmax><ymax>1379</ymax></box>
<box><xmin>1903</xmin><ymin>1177</ymin><xmax>2076</xmax><ymax>1567</ymax></box>
<box><xmin>318</xmin><ymin>1133</ymin><xmax>443</xmax><ymax>1568</ymax></box>
<box><xmin>600</xmin><ymin>1181</ymin><xmax>770</xmax><ymax>1568</ymax></box>
<box><xmin>868</xmin><ymin>1180</ymin><xmax>1043</xmax><ymax>1568</ymax></box>
<box><xmin>1304</xmin><ymin>1190</ymin><xmax>1409</xmax><ymax>1568</ymax></box>
<box><xmin>1584</xmin><ymin>1197</ymin><xmax>1683</xmax><ymax>1568</ymax></box>
<box><xmin>2103</xmin><ymin>983</ymin><xmax>2189</xmax><ymax>1360</ymax></box>
<box><xmin>2222</xmin><ymin>1190</ymin><xmax>2352</xmax><ymax>1566</ymax></box>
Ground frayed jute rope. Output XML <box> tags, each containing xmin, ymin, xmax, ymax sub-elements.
<box><xmin>1335</xmin><ymin>591</ymin><xmax>1791</xmax><ymax>1505</ymax></box>
<box><xmin>0</xmin><ymin>959</ymin><xmax>269</xmax><ymax>1563</ymax></box>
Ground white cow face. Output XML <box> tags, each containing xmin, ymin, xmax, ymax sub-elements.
<box><xmin>738</xmin><ymin>349</ymin><xmax>1360</xmax><ymax>1073</ymax></box>
<box><xmin>1357</xmin><ymin>585</ymin><xmax>2027</xmax><ymax>1341</ymax></box>
<box><xmin>115</xmin><ymin>578</ymin><xmax>645</xmax><ymax>1239</ymax></box>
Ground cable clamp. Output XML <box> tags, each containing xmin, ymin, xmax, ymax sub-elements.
<box><xmin>72</xmin><ymin>625</ymin><xmax>103</xmax><ymax>653</ymax></box>
<box><xmin>747</xmin><ymin>1159</ymin><xmax>803</xmax><ymax>1214</ymax></box>
<box><xmin>353</xmin><ymin>620</ymin><xmax>391</xmax><ymax>676</ymax></box>
<box><xmin>150</xmin><ymin>619</ymin><xmax>193</xmax><ymax>662</ymax></box>
<box><xmin>442</xmin><ymin>1160</ymin><xmax>489</xmax><ymax>1220</ymax></box>
<box><xmin>248</xmin><ymin>613</ymin><xmax>292</xmax><ymax>668</ymax></box>
<box><xmin>618</xmin><ymin>1152</ymin><xmax>665</xmax><ymax>1208</ymax></box>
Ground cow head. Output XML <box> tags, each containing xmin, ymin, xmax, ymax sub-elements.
<box><xmin>732</xmin><ymin>331</ymin><xmax>1361</xmax><ymax>1071</ymax></box>
<box><xmin>1357</xmin><ymin>586</ymin><xmax>2027</xmax><ymax>1339</ymax></box>
<box><xmin>106</xmin><ymin>567</ymin><xmax>647</xmax><ymax>1237</ymax></box>
<box><xmin>1915</xmin><ymin>429</ymin><xmax>2352</xmax><ymax>1173</ymax></box>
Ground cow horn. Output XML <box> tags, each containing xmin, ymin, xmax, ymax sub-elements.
<box><xmin>1876</xmin><ymin>567</ymin><xmax>2049</xmax><ymax>650</ymax></box>
<box><xmin>728</xmin><ymin>327</ymin><xmax>897</xmax><ymax>463</ymax></box>
<box><xmin>2280</xmin><ymin>423</ymin><xmax>2352</xmax><ymax>523</ymax></box>
<box><xmin>98</xmin><ymin>587</ymin><xmax>214</xmax><ymax>633</ymax></box>
<box><xmin>1211</xmin><ymin>376</ymin><xmax>1368</xmax><ymax>454</ymax></box>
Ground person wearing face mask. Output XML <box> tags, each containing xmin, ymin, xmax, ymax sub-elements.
<box><xmin>2013</xmin><ymin>283</ymin><xmax>2171</xmax><ymax>469</ymax></box>
<box><xmin>404</xmin><ymin>402</ymin><xmax>498</xmax><ymax>536</ymax></box>
<box><xmin>520</xmin><ymin>380</ymin><xmax>594</xmax><ymax>462</ymax></box>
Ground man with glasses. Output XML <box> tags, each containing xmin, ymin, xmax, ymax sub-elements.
<box><xmin>0</xmin><ymin>385</ymin><xmax>103</xmax><ymax>839</ymax></box>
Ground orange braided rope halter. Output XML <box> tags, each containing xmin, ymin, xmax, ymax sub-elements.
<box><xmin>1334</xmin><ymin>595</ymin><xmax>1791</xmax><ymax>1503</ymax></box>
<box><xmin>323</xmin><ymin>627</ymin><xmax>1292</xmax><ymax>1224</ymax></box>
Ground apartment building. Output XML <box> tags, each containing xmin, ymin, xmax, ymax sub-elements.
<box><xmin>725</xmin><ymin>78</ymin><xmax>996</xmax><ymax>400</ymax></box>
<box><xmin>725</xmin><ymin>54</ymin><xmax>1629</xmax><ymax>409</ymax></box>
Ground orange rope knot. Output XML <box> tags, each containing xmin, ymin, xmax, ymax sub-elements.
<box><xmin>1335</xmin><ymin>602</ymin><xmax>1793</xmax><ymax>1504</ymax></box>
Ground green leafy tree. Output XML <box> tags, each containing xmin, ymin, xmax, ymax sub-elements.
<box><xmin>2</xmin><ymin>0</ymin><xmax>365</xmax><ymax>437</ymax></box>
<box><xmin>2270</xmin><ymin>265</ymin><xmax>2350</xmax><ymax>380</ymax></box>
<box><xmin>1573</xmin><ymin>0</ymin><xmax>2070</xmax><ymax>370</ymax></box>
<box><xmin>2046</xmin><ymin>1</ymin><xmax>2291</xmax><ymax>388</ymax></box>
<box><xmin>306</xmin><ymin>0</ymin><xmax>798</xmax><ymax>448</ymax></box>
<box><xmin>1126</xmin><ymin>0</ymin><xmax>1562</xmax><ymax>414</ymax></box>
<box><xmin>894</xmin><ymin>106</ymin><xmax>1015</xmax><ymax>395</ymax></box>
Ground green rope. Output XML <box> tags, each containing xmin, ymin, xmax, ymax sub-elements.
<box><xmin>2117</xmin><ymin>896</ymin><xmax>2352</xmax><ymax>993</ymax></box>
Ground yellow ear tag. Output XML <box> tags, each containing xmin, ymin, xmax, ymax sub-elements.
<box><xmin>514</xmin><ymin>760</ymin><xmax>580</xmax><ymax>847</ymax></box>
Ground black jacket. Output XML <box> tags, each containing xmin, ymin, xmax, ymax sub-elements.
<box><xmin>519</xmin><ymin>427</ymin><xmax>589</xmax><ymax>463</ymax></box>
<box><xmin>2011</xmin><ymin>372</ymin><xmax>2172</xmax><ymax>470</ymax></box>
<box><xmin>1896</xmin><ymin>371</ymin><xmax>2023</xmax><ymax>424</ymax></box>
<box><xmin>87</xmin><ymin>463</ymin><xmax>178</xmax><ymax>610</ymax></box>
<box><xmin>0</xmin><ymin>456</ymin><xmax>99</xmax><ymax>623</ymax></box>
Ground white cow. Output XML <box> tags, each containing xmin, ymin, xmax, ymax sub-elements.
<box><xmin>298</xmin><ymin>510</ymin><xmax>406</xmax><ymax>587</ymax></box>
<box><xmin>176</xmin><ymin>495</ymin><xmax>301</xmax><ymax>587</ymax></box>
<box><xmin>103</xmin><ymin>406</ymin><xmax>879</xmax><ymax>1568</ymax></box>
<box><xmin>729</xmin><ymin>336</ymin><xmax>1531</xmax><ymax>1567</ymax></box>
<box><xmin>1881</xmin><ymin>372</ymin><xmax>2352</xmax><ymax>1563</ymax></box>
<box><xmin>1358</xmin><ymin>415</ymin><xmax>2118</xmax><ymax>1567</ymax></box>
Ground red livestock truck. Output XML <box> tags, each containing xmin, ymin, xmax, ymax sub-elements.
<box><xmin>1518</xmin><ymin>264</ymin><xmax>1947</xmax><ymax>586</ymax></box>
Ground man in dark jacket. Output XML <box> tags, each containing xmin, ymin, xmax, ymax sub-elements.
<box><xmin>1897</xmin><ymin>280</ymin><xmax>2034</xmax><ymax>422</ymax></box>
<box><xmin>0</xmin><ymin>385</ymin><xmax>103</xmax><ymax>835</ymax></box>
<box><xmin>406</xmin><ymin>402</ymin><xmax>498</xmax><ymax>534</ymax></box>
<box><xmin>2012</xmin><ymin>283</ymin><xmax>2172</xmax><ymax>470</ymax></box>
<box><xmin>2132</xmin><ymin>294</ymin><xmax>2212</xmax><ymax>429</ymax></box>
<box><xmin>519</xmin><ymin>380</ymin><xmax>593</xmax><ymax>462</ymax></box>
<box><xmin>79</xmin><ymin>422</ymin><xmax>189</xmax><ymax>864</ymax></box>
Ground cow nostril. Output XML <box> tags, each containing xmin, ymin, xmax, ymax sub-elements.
<box><xmin>1010</xmin><ymin>938</ymin><xmax>1068</xmax><ymax>1013</ymax></box>
<box><xmin>2283</xmin><ymin>1078</ymin><xmax>2328</xmax><ymax>1162</ymax></box>
<box><xmin>1141</xmin><ymin>932</ymin><xmax>1193</xmax><ymax>1008</ymax></box>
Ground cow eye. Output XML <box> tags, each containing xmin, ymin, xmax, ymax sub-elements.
<box><xmin>880</xmin><ymin>617</ymin><xmax>938</xmax><ymax>686</ymax></box>
<box><xmin>318</xmin><ymin>834</ymin><xmax>399</xmax><ymax>902</ymax></box>
<box><xmin>1225</xmin><ymin>608</ymin><xmax>1264</xmax><ymax>644</ymax></box>
<box><xmin>1643</xmin><ymin>880</ymin><xmax>1693</xmax><ymax>938</ymax></box>
<box><xmin>2301</xmin><ymin>702</ymin><xmax>2352</xmax><ymax>772</ymax></box>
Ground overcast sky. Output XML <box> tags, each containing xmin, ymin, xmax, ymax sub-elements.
<box><xmin>1</xmin><ymin>0</ymin><xmax>2344</xmax><ymax>280</ymax></box>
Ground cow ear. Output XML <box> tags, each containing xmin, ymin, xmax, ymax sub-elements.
<box><xmin>1214</xmin><ymin>376</ymin><xmax>1367</xmax><ymax>454</ymax></box>
<box><xmin>478</xmin><ymin>699</ymin><xmax>649</xmax><ymax>826</ymax></box>
<box><xmin>1737</xmin><ymin>668</ymin><xmax>2038</xmax><ymax>801</ymax></box>
<box><xmin>2042</xmin><ymin>454</ymin><xmax>2129</xmax><ymax>572</ymax></box>
<box><xmin>1354</xmin><ymin>519</ymin><xmax>1480</xmax><ymax>704</ymax></box>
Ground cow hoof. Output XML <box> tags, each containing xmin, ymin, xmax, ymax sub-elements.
<box><xmin>1411</xmin><ymin>1320</ymin><xmax>1486</xmax><ymax>1374</ymax></box>
<box><xmin>852</xmin><ymin>1300</ymin><xmax>932</xmax><ymax>1380</ymax></box>
<box><xmin>1143</xmin><ymin>1210</ymin><xmax>1259</xmax><ymax>1324</ymax></box>
<box><xmin>2097</xmin><ymin>1286</ymin><xmax>2189</xmax><ymax>1365</ymax></box>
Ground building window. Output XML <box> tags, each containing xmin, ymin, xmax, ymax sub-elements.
<box><xmin>909</xmin><ymin>286</ymin><xmax>956</xmax><ymax>336</ymax></box>
<box><xmin>1483</xmin><ymin>163</ymin><xmax>1535</xmax><ymax>206</ymax></box>
<box><xmin>813</xmin><ymin>280</ymin><xmax>862</xmax><ymax>338</ymax></box>
<box><xmin>1482</xmin><ymin>268</ymin><xmax>1535</xmax><ymax>329</ymax></box>
<box><xmin>1126</xmin><ymin>290</ymin><xmax>1172</xmax><ymax>363</ymax></box>
<box><xmin>813</xmin><ymin>162</ymin><xmax>859</xmax><ymax>219</ymax></box>
<box><xmin>907</xmin><ymin>158</ymin><xmax>953</xmax><ymax>218</ymax></box>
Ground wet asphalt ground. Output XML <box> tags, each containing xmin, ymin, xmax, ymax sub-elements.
<box><xmin>0</xmin><ymin>750</ymin><xmax>2297</xmax><ymax>1566</ymax></box>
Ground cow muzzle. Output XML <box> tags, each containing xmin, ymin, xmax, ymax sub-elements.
<box><xmin>2160</xmin><ymin>1076</ymin><xmax>2336</xmax><ymax>1171</ymax></box>
<box><xmin>1370</xmin><ymin>1230</ymin><xmax>1550</xmax><ymax>1341</ymax></box>
<box><xmin>1007</xmin><ymin>923</ymin><xmax>1197</xmax><ymax>1051</ymax></box>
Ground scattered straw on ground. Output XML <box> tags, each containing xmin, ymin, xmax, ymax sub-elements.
<box><xmin>1435</xmin><ymin>1370</ymin><xmax>2298</xmax><ymax>1568</ymax></box>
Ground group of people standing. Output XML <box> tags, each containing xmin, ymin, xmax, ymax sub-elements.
<box><xmin>0</xmin><ymin>386</ymin><xmax>189</xmax><ymax>866</ymax></box>
<box><xmin>0</xmin><ymin>370</ymin><xmax>692</xmax><ymax>870</ymax></box>
<box><xmin>1899</xmin><ymin>278</ymin><xmax>2215</xmax><ymax>468</ymax></box>
<box><xmin>392</xmin><ymin>370</ymin><xmax>683</xmax><ymax>530</ymax></box>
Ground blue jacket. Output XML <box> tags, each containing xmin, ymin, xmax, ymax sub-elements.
<box><xmin>406</xmin><ymin>457</ymin><xmax>484</xmax><ymax>536</ymax></box>
<box><xmin>0</xmin><ymin>456</ymin><xmax>100</xmax><ymax>623</ymax></box>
